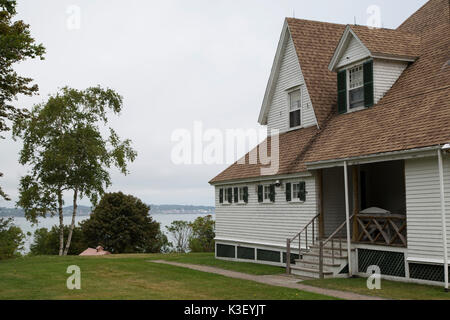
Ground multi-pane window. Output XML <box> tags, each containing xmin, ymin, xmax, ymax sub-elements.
<box><xmin>238</xmin><ymin>187</ymin><xmax>245</xmax><ymax>202</ymax></box>
<box><xmin>264</xmin><ymin>185</ymin><xmax>271</xmax><ymax>201</ymax></box>
<box><xmin>348</xmin><ymin>65</ymin><xmax>365</xmax><ymax>109</ymax></box>
<box><xmin>224</xmin><ymin>188</ymin><xmax>231</xmax><ymax>204</ymax></box>
<box><xmin>292</xmin><ymin>183</ymin><xmax>301</xmax><ymax>200</ymax></box>
<box><xmin>289</xmin><ymin>89</ymin><xmax>301</xmax><ymax>128</ymax></box>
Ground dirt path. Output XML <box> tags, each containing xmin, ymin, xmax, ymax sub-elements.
<box><xmin>150</xmin><ymin>260</ymin><xmax>385</xmax><ymax>300</ymax></box>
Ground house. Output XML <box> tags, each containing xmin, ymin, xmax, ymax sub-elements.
<box><xmin>209</xmin><ymin>0</ymin><xmax>450</xmax><ymax>287</ymax></box>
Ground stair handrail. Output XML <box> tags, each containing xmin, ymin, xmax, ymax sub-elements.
<box><xmin>286</xmin><ymin>213</ymin><xmax>320</xmax><ymax>275</ymax></box>
<box><xmin>318</xmin><ymin>213</ymin><xmax>356</xmax><ymax>278</ymax></box>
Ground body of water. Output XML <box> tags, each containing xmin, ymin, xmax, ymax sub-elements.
<box><xmin>11</xmin><ymin>213</ymin><xmax>214</xmax><ymax>253</ymax></box>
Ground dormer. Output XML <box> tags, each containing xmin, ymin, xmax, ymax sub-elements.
<box><xmin>329</xmin><ymin>25</ymin><xmax>420</xmax><ymax>114</ymax></box>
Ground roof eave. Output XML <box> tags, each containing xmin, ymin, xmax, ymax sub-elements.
<box><xmin>258</xmin><ymin>19</ymin><xmax>290</xmax><ymax>125</ymax></box>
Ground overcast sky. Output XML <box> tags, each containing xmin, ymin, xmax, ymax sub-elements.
<box><xmin>0</xmin><ymin>0</ymin><xmax>427</xmax><ymax>207</ymax></box>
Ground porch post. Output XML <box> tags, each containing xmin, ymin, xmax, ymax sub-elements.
<box><xmin>344</xmin><ymin>161</ymin><xmax>353</xmax><ymax>276</ymax></box>
<box><xmin>316</xmin><ymin>169</ymin><xmax>325</xmax><ymax>239</ymax></box>
<box><xmin>352</xmin><ymin>166</ymin><xmax>359</xmax><ymax>241</ymax></box>
<box><xmin>438</xmin><ymin>149</ymin><xmax>448</xmax><ymax>291</ymax></box>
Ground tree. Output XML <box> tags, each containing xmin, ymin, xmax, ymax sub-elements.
<box><xmin>0</xmin><ymin>0</ymin><xmax>45</xmax><ymax>200</ymax></box>
<box><xmin>30</xmin><ymin>225</ymin><xmax>86</xmax><ymax>256</ymax></box>
<box><xmin>0</xmin><ymin>217</ymin><xmax>25</xmax><ymax>259</ymax></box>
<box><xmin>166</xmin><ymin>220</ymin><xmax>192</xmax><ymax>253</ymax></box>
<box><xmin>189</xmin><ymin>215</ymin><xmax>215</xmax><ymax>253</ymax></box>
<box><xmin>80</xmin><ymin>192</ymin><xmax>164</xmax><ymax>253</ymax></box>
<box><xmin>13</xmin><ymin>86</ymin><xmax>137</xmax><ymax>256</ymax></box>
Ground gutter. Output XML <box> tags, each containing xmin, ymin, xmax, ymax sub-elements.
<box><xmin>305</xmin><ymin>145</ymin><xmax>441</xmax><ymax>170</ymax></box>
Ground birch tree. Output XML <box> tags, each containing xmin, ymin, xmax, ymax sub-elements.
<box><xmin>13</xmin><ymin>86</ymin><xmax>137</xmax><ymax>255</ymax></box>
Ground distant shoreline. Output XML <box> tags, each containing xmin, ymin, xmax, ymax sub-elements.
<box><xmin>0</xmin><ymin>204</ymin><xmax>215</xmax><ymax>218</ymax></box>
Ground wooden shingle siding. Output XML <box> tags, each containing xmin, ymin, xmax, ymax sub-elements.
<box><xmin>405</xmin><ymin>156</ymin><xmax>450</xmax><ymax>262</ymax></box>
<box><xmin>267</xmin><ymin>33</ymin><xmax>316</xmax><ymax>134</ymax></box>
<box><xmin>215</xmin><ymin>177</ymin><xmax>317</xmax><ymax>248</ymax></box>
<box><xmin>336</xmin><ymin>36</ymin><xmax>370</xmax><ymax>69</ymax></box>
<box><xmin>373</xmin><ymin>59</ymin><xmax>408</xmax><ymax>104</ymax></box>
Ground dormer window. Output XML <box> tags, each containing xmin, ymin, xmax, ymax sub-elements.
<box><xmin>289</xmin><ymin>88</ymin><xmax>301</xmax><ymax>128</ymax></box>
<box><xmin>337</xmin><ymin>60</ymin><xmax>374</xmax><ymax>114</ymax></box>
<box><xmin>348</xmin><ymin>65</ymin><xmax>365</xmax><ymax>109</ymax></box>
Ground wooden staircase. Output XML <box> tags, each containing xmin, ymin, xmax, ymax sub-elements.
<box><xmin>290</xmin><ymin>239</ymin><xmax>350</xmax><ymax>279</ymax></box>
<box><xmin>286</xmin><ymin>214</ymin><xmax>356</xmax><ymax>279</ymax></box>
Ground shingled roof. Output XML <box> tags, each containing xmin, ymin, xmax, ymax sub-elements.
<box><xmin>210</xmin><ymin>0</ymin><xmax>450</xmax><ymax>184</ymax></box>
<box><xmin>350</xmin><ymin>25</ymin><xmax>421</xmax><ymax>60</ymax></box>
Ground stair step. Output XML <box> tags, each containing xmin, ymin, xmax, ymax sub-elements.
<box><xmin>299</xmin><ymin>253</ymin><xmax>349</xmax><ymax>265</ymax></box>
<box><xmin>290</xmin><ymin>266</ymin><xmax>334</xmax><ymax>279</ymax></box>
<box><xmin>295</xmin><ymin>260</ymin><xmax>341</xmax><ymax>268</ymax></box>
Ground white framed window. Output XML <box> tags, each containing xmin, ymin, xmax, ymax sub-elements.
<box><xmin>348</xmin><ymin>65</ymin><xmax>365</xmax><ymax>109</ymax></box>
<box><xmin>238</xmin><ymin>187</ymin><xmax>245</xmax><ymax>203</ymax></box>
<box><xmin>292</xmin><ymin>183</ymin><xmax>301</xmax><ymax>200</ymax></box>
<box><xmin>264</xmin><ymin>185</ymin><xmax>271</xmax><ymax>202</ymax></box>
<box><xmin>288</xmin><ymin>88</ymin><xmax>301</xmax><ymax>129</ymax></box>
<box><xmin>224</xmin><ymin>188</ymin><xmax>231</xmax><ymax>204</ymax></box>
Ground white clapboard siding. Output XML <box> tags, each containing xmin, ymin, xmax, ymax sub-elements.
<box><xmin>267</xmin><ymin>33</ymin><xmax>317</xmax><ymax>134</ymax></box>
<box><xmin>336</xmin><ymin>36</ymin><xmax>370</xmax><ymax>69</ymax></box>
<box><xmin>405</xmin><ymin>156</ymin><xmax>450</xmax><ymax>262</ymax></box>
<box><xmin>215</xmin><ymin>177</ymin><xmax>317</xmax><ymax>248</ymax></box>
<box><xmin>373</xmin><ymin>59</ymin><xmax>408</xmax><ymax>104</ymax></box>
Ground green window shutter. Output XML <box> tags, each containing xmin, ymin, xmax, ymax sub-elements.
<box><xmin>234</xmin><ymin>187</ymin><xmax>239</xmax><ymax>203</ymax></box>
<box><xmin>257</xmin><ymin>185</ymin><xmax>263</xmax><ymax>203</ymax></box>
<box><xmin>269</xmin><ymin>185</ymin><xmax>276</xmax><ymax>203</ymax></box>
<box><xmin>363</xmin><ymin>60</ymin><xmax>374</xmax><ymax>108</ymax></box>
<box><xmin>299</xmin><ymin>181</ymin><xmax>306</xmax><ymax>202</ymax></box>
<box><xmin>337</xmin><ymin>69</ymin><xmax>347</xmax><ymax>114</ymax></box>
<box><xmin>219</xmin><ymin>189</ymin><xmax>223</xmax><ymax>204</ymax></box>
<box><xmin>227</xmin><ymin>188</ymin><xmax>232</xmax><ymax>203</ymax></box>
<box><xmin>243</xmin><ymin>187</ymin><xmax>249</xmax><ymax>203</ymax></box>
<box><xmin>285</xmin><ymin>183</ymin><xmax>292</xmax><ymax>202</ymax></box>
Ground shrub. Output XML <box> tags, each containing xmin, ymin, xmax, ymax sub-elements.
<box><xmin>189</xmin><ymin>215</ymin><xmax>215</xmax><ymax>253</ymax></box>
<box><xmin>0</xmin><ymin>218</ymin><xmax>25</xmax><ymax>259</ymax></box>
<box><xmin>29</xmin><ymin>225</ymin><xmax>86</xmax><ymax>255</ymax></box>
<box><xmin>80</xmin><ymin>192</ymin><xmax>163</xmax><ymax>253</ymax></box>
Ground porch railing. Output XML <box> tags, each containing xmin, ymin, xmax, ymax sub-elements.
<box><xmin>354</xmin><ymin>214</ymin><xmax>407</xmax><ymax>247</ymax></box>
<box><xmin>286</xmin><ymin>214</ymin><xmax>320</xmax><ymax>274</ymax></box>
<box><xmin>318</xmin><ymin>213</ymin><xmax>356</xmax><ymax>278</ymax></box>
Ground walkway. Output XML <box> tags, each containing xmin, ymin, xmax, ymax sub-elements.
<box><xmin>151</xmin><ymin>260</ymin><xmax>385</xmax><ymax>300</ymax></box>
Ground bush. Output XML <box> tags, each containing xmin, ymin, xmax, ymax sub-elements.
<box><xmin>189</xmin><ymin>215</ymin><xmax>215</xmax><ymax>253</ymax></box>
<box><xmin>80</xmin><ymin>192</ymin><xmax>164</xmax><ymax>253</ymax></box>
<box><xmin>29</xmin><ymin>225</ymin><xmax>86</xmax><ymax>255</ymax></box>
<box><xmin>0</xmin><ymin>218</ymin><xmax>25</xmax><ymax>260</ymax></box>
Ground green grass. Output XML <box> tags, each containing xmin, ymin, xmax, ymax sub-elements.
<box><xmin>0</xmin><ymin>254</ymin><xmax>334</xmax><ymax>300</ymax></box>
<box><xmin>155</xmin><ymin>252</ymin><xmax>285</xmax><ymax>275</ymax></box>
<box><xmin>302</xmin><ymin>277</ymin><xmax>450</xmax><ymax>300</ymax></box>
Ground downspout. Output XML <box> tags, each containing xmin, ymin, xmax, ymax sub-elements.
<box><xmin>344</xmin><ymin>161</ymin><xmax>353</xmax><ymax>276</ymax></box>
<box><xmin>438</xmin><ymin>148</ymin><xmax>448</xmax><ymax>291</ymax></box>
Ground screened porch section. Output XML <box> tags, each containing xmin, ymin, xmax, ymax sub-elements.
<box><xmin>320</xmin><ymin>160</ymin><xmax>407</xmax><ymax>247</ymax></box>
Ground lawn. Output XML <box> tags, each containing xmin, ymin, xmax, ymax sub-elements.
<box><xmin>154</xmin><ymin>252</ymin><xmax>285</xmax><ymax>275</ymax></box>
<box><xmin>302</xmin><ymin>277</ymin><xmax>450</xmax><ymax>300</ymax></box>
<box><xmin>0</xmin><ymin>253</ymin><xmax>333</xmax><ymax>300</ymax></box>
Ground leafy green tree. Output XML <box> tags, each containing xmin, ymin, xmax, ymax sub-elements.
<box><xmin>30</xmin><ymin>225</ymin><xmax>87</xmax><ymax>256</ymax></box>
<box><xmin>189</xmin><ymin>215</ymin><xmax>215</xmax><ymax>253</ymax></box>
<box><xmin>13</xmin><ymin>86</ymin><xmax>137</xmax><ymax>256</ymax></box>
<box><xmin>0</xmin><ymin>217</ymin><xmax>25</xmax><ymax>259</ymax></box>
<box><xmin>0</xmin><ymin>0</ymin><xmax>45</xmax><ymax>200</ymax></box>
<box><xmin>80</xmin><ymin>192</ymin><xmax>163</xmax><ymax>253</ymax></box>
<box><xmin>166</xmin><ymin>220</ymin><xmax>192</xmax><ymax>253</ymax></box>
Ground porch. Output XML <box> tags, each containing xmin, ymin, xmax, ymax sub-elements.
<box><xmin>286</xmin><ymin>159</ymin><xmax>408</xmax><ymax>278</ymax></box>
<box><xmin>318</xmin><ymin>160</ymin><xmax>407</xmax><ymax>248</ymax></box>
